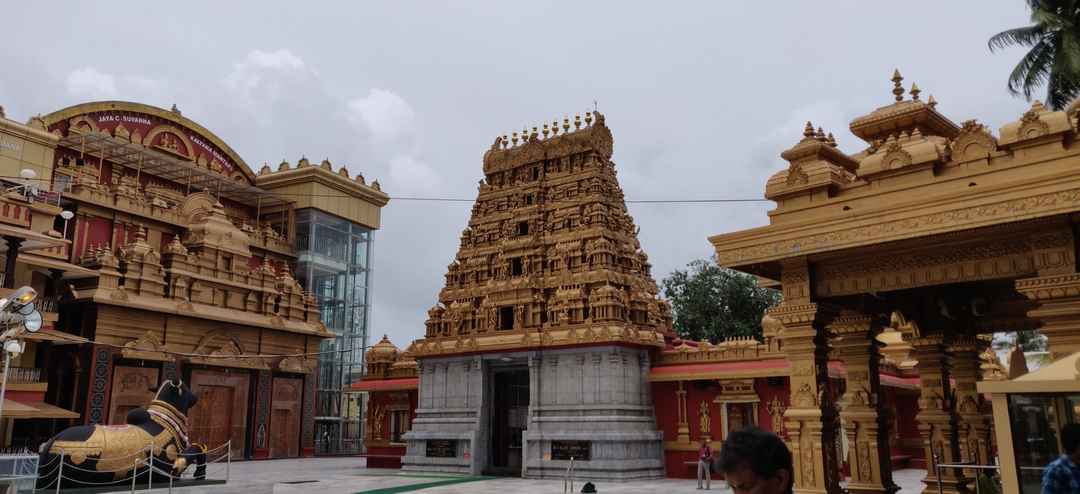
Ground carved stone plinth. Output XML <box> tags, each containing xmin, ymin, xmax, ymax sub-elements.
<box><xmin>910</xmin><ymin>335</ymin><xmax>968</xmax><ymax>494</ymax></box>
<box><xmin>949</xmin><ymin>338</ymin><xmax>994</xmax><ymax>471</ymax></box>
<box><xmin>1016</xmin><ymin>273</ymin><xmax>1080</xmax><ymax>360</ymax></box>
<box><xmin>773</xmin><ymin>302</ymin><xmax>842</xmax><ymax>494</ymax></box>
<box><xmin>830</xmin><ymin>313</ymin><xmax>898</xmax><ymax>494</ymax></box>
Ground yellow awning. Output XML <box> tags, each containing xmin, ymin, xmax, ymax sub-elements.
<box><xmin>24</xmin><ymin>327</ymin><xmax>89</xmax><ymax>345</ymax></box>
<box><xmin>0</xmin><ymin>399</ymin><xmax>80</xmax><ymax>419</ymax></box>
<box><xmin>17</xmin><ymin>253</ymin><xmax>98</xmax><ymax>279</ymax></box>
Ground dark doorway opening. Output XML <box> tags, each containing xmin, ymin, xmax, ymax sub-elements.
<box><xmin>499</xmin><ymin>307</ymin><xmax>514</xmax><ymax>330</ymax></box>
<box><xmin>487</xmin><ymin>368</ymin><xmax>529</xmax><ymax>476</ymax></box>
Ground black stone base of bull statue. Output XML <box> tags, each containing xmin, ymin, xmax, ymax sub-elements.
<box><xmin>35</xmin><ymin>380</ymin><xmax>207</xmax><ymax>490</ymax></box>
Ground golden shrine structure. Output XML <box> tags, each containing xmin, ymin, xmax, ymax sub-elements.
<box><xmin>0</xmin><ymin>100</ymin><xmax>387</xmax><ymax>459</ymax></box>
<box><xmin>710</xmin><ymin>70</ymin><xmax>1080</xmax><ymax>494</ymax></box>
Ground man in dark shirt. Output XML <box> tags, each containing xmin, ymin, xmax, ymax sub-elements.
<box><xmin>1043</xmin><ymin>423</ymin><xmax>1080</xmax><ymax>494</ymax></box>
<box><xmin>719</xmin><ymin>427</ymin><xmax>793</xmax><ymax>494</ymax></box>
<box><xmin>697</xmin><ymin>438</ymin><xmax>713</xmax><ymax>490</ymax></box>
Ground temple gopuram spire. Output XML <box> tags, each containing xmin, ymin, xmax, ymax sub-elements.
<box><xmin>410</xmin><ymin>110</ymin><xmax>673</xmax><ymax>358</ymax></box>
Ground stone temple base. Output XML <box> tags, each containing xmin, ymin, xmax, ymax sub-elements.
<box><xmin>401</xmin><ymin>346</ymin><xmax>665</xmax><ymax>481</ymax></box>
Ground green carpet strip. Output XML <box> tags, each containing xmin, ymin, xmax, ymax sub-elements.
<box><xmin>354</xmin><ymin>475</ymin><xmax>492</xmax><ymax>493</ymax></box>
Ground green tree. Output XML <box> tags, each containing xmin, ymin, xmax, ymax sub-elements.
<box><xmin>989</xmin><ymin>0</ymin><xmax>1080</xmax><ymax>110</ymax></box>
<box><xmin>660</xmin><ymin>257</ymin><xmax>782</xmax><ymax>343</ymax></box>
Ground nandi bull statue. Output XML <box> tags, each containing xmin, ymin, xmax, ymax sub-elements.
<box><xmin>36</xmin><ymin>379</ymin><xmax>207</xmax><ymax>489</ymax></box>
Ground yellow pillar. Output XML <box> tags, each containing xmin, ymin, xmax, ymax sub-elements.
<box><xmin>830</xmin><ymin>312</ymin><xmax>898</xmax><ymax>494</ymax></box>
<box><xmin>910</xmin><ymin>334</ymin><xmax>968</xmax><ymax>494</ymax></box>
<box><xmin>949</xmin><ymin>337</ymin><xmax>994</xmax><ymax>471</ymax></box>
<box><xmin>773</xmin><ymin>302</ymin><xmax>842</xmax><ymax>494</ymax></box>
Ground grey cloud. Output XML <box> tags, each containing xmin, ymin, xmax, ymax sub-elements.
<box><xmin>0</xmin><ymin>0</ymin><xmax>1041</xmax><ymax>347</ymax></box>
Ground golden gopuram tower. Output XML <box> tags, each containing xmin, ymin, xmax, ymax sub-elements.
<box><xmin>400</xmin><ymin>112</ymin><xmax>672</xmax><ymax>480</ymax></box>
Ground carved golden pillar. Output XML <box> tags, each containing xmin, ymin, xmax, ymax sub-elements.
<box><xmin>676</xmin><ymin>380</ymin><xmax>690</xmax><ymax>444</ymax></box>
<box><xmin>830</xmin><ymin>312</ymin><xmax>898</xmax><ymax>494</ymax></box>
<box><xmin>909</xmin><ymin>333</ymin><xmax>968</xmax><ymax>494</ymax></box>
<box><xmin>774</xmin><ymin>302</ymin><xmax>842</xmax><ymax>494</ymax></box>
<box><xmin>1016</xmin><ymin>273</ymin><xmax>1080</xmax><ymax>360</ymax></box>
<box><xmin>949</xmin><ymin>337</ymin><xmax>993</xmax><ymax>471</ymax></box>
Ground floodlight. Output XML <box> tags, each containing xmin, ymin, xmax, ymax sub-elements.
<box><xmin>60</xmin><ymin>211</ymin><xmax>74</xmax><ymax>220</ymax></box>
<box><xmin>18</xmin><ymin>169</ymin><xmax>35</xmax><ymax>180</ymax></box>
<box><xmin>21</xmin><ymin>310</ymin><xmax>41</xmax><ymax>333</ymax></box>
<box><xmin>4</xmin><ymin>340</ymin><xmax>22</xmax><ymax>355</ymax></box>
<box><xmin>5</xmin><ymin>287</ymin><xmax>35</xmax><ymax>308</ymax></box>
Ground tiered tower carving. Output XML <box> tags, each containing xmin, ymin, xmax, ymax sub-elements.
<box><xmin>410</xmin><ymin>111</ymin><xmax>673</xmax><ymax>357</ymax></box>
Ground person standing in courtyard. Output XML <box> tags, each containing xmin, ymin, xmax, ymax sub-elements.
<box><xmin>1042</xmin><ymin>423</ymin><xmax>1080</xmax><ymax>494</ymax></box>
<box><xmin>718</xmin><ymin>427</ymin><xmax>793</xmax><ymax>494</ymax></box>
<box><xmin>697</xmin><ymin>437</ymin><xmax>713</xmax><ymax>490</ymax></box>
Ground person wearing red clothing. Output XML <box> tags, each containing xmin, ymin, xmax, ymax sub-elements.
<box><xmin>697</xmin><ymin>438</ymin><xmax>713</xmax><ymax>490</ymax></box>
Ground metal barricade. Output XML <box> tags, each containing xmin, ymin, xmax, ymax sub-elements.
<box><xmin>0</xmin><ymin>451</ymin><xmax>39</xmax><ymax>493</ymax></box>
<box><xmin>933</xmin><ymin>452</ymin><xmax>1002</xmax><ymax>494</ymax></box>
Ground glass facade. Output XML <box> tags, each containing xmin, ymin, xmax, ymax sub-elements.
<box><xmin>294</xmin><ymin>209</ymin><xmax>373</xmax><ymax>455</ymax></box>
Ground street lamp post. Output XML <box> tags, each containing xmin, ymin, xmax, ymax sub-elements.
<box><xmin>0</xmin><ymin>287</ymin><xmax>42</xmax><ymax>427</ymax></box>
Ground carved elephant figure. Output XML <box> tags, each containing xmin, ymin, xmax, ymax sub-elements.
<box><xmin>36</xmin><ymin>380</ymin><xmax>206</xmax><ymax>489</ymax></box>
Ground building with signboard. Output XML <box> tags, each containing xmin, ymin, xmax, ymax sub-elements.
<box><xmin>0</xmin><ymin>100</ymin><xmax>390</xmax><ymax>459</ymax></box>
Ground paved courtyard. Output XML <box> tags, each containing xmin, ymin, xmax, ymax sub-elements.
<box><xmin>134</xmin><ymin>457</ymin><xmax>928</xmax><ymax>494</ymax></box>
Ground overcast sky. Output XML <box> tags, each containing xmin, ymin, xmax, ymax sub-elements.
<box><xmin>2</xmin><ymin>1</ymin><xmax>1038</xmax><ymax>348</ymax></box>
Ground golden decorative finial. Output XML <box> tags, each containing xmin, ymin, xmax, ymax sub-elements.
<box><xmin>815</xmin><ymin>126</ymin><xmax>826</xmax><ymax>141</ymax></box>
<box><xmin>892</xmin><ymin>69</ymin><xmax>905</xmax><ymax>102</ymax></box>
<box><xmin>826</xmin><ymin>133</ymin><xmax>837</xmax><ymax>147</ymax></box>
<box><xmin>910</xmin><ymin>83</ymin><xmax>921</xmax><ymax>101</ymax></box>
<box><xmin>531</xmin><ymin>126</ymin><xmax>538</xmax><ymax>140</ymax></box>
<box><xmin>551</xmin><ymin>120</ymin><xmax>559</xmax><ymax>136</ymax></box>
<box><xmin>502</xmin><ymin>134</ymin><xmax>509</xmax><ymax>149</ymax></box>
<box><xmin>574</xmin><ymin>114</ymin><xmax>581</xmax><ymax>130</ymax></box>
<box><xmin>585</xmin><ymin>112</ymin><xmax>593</xmax><ymax>126</ymax></box>
<box><xmin>512</xmin><ymin>131</ymin><xmax>519</xmax><ymax>146</ymax></box>
<box><xmin>803</xmin><ymin>121</ymin><xmax>815</xmax><ymax>138</ymax></box>
<box><xmin>563</xmin><ymin>116</ymin><xmax>570</xmax><ymax>133</ymax></box>
<box><xmin>543</xmin><ymin>123</ymin><xmax>550</xmax><ymax>138</ymax></box>
<box><xmin>927</xmin><ymin>94</ymin><xmax>937</xmax><ymax>109</ymax></box>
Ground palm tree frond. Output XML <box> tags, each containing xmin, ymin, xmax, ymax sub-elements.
<box><xmin>1007</xmin><ymin>41</ymin><xmax>1054</xmax><ymax>98</ymax></box>
<box><xmin>989</xmin><ymin>25</ymin><xmax>1046</xmax><ymax>51</ymax></box>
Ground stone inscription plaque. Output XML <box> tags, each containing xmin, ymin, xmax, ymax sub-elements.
<box><xmin>551</xmin><ymin>440</ymin><xmax>591</xmax><ymax>461</ymax></box>
<box><xmin>426</xmin><ymin>439</ymin><xmax>457</xmax><ymax>458</ymax></box>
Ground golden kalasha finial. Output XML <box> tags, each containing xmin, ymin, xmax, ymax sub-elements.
<box><xmin>585</xmin><ymin>112</ymin><xmax>593</xmax><ymax>126</ymax></box>
<box><xmin>574</xmin><ymin>114</ymin><xmax>582</xmax><ymax>130</ymax></box>
<box><xmin>826</xmin><ymin>133</ymin><xmax>837</xmax><ymax>147</ymax></box>
<box><xmin>803</xmin><ymin>121</ymin><xmax>815</xmax><ymax>138</ymax></box>
<box><xmin>563</xmin><ymin>116</ymin><xmax>570</xmax><ymax>133</ymax></box>
<box><xmin>552</xmin><ymin>120</ymin><xmax>559</xmax><ymax>136</ymax></box>
<box><xmin>543</xmin><ymin>123</ymin><xmax>550</xmax><ymax>138</ymax></box>
<box><xmin>891</xmin><ymin>69</ymin><xmax>905</xmax><ymax>102</ymax></box>
<box><xmin>909</xmin><ymin>82</ymin><xmax>921</xmax><ymax>101</ymax></box>
<box><xmin>502</xmin><ymin>135</ymin><xmax>509</xmax><ymax>149</ymax></box>
<box><xmin>531</xmin><ymin>126</ymin><xmax>538</xmax><ymax>139</ymax></box>
<box><xmin>815</xmin><ymin>126</ymin><xmax>826</xmax><ymax>141</ymax></box>
<box><xmin>927</xmin><ymin>95</ymin><xmax>937</xmax><ymax>109</ymax></box>
<box><xmin>512</xmin><ymin>131</ymin><xmax>519</xmax><ymax>146</ymax></box>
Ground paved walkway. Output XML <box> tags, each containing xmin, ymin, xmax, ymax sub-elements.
<box><xmin>130</xmin><ymin>457</ymin><xmax>928</xmax><ymax>494</ymax></box>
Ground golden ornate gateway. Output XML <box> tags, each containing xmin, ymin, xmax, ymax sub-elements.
<box><xmin>710</xmin><ymin>70</ymin><xmax>1080</xmax><ymax>494</ymax></box>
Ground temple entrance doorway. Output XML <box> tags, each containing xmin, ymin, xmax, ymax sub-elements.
<box><xmin>487</xmin><ymin>368</ymin><xmax>529</xmax><ymax>476</ymax></box>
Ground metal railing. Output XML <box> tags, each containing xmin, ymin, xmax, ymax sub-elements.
<box><xmin>0</xmin><ymin>451</ymin><xmax>38</xmax><ymax>493</ymax></box>
<box><xmin>933</xmin><ymin>452</ymin><xmax>1002</xmax><ymax>494</ymax></box>
<box><xmin>37</xmin><ymin>440</ymin><xmax>232</xmax><ymax>493</ymax></box>
<box><xmin>0</xmin><ymin>367</ymin><xmax>42</xmax><ymax>385</ymax></box>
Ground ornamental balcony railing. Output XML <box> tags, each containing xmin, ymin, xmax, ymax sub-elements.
<box><xmin>0</xmin><ymin>368</ymin><xmax>44</xmax><ymax>385</ymax></box>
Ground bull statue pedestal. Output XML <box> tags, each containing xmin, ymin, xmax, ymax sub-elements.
<box><xmin>36</xmin><ymin>380</ymin><xmax>209</xmax><ymax>489</ymax></box>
